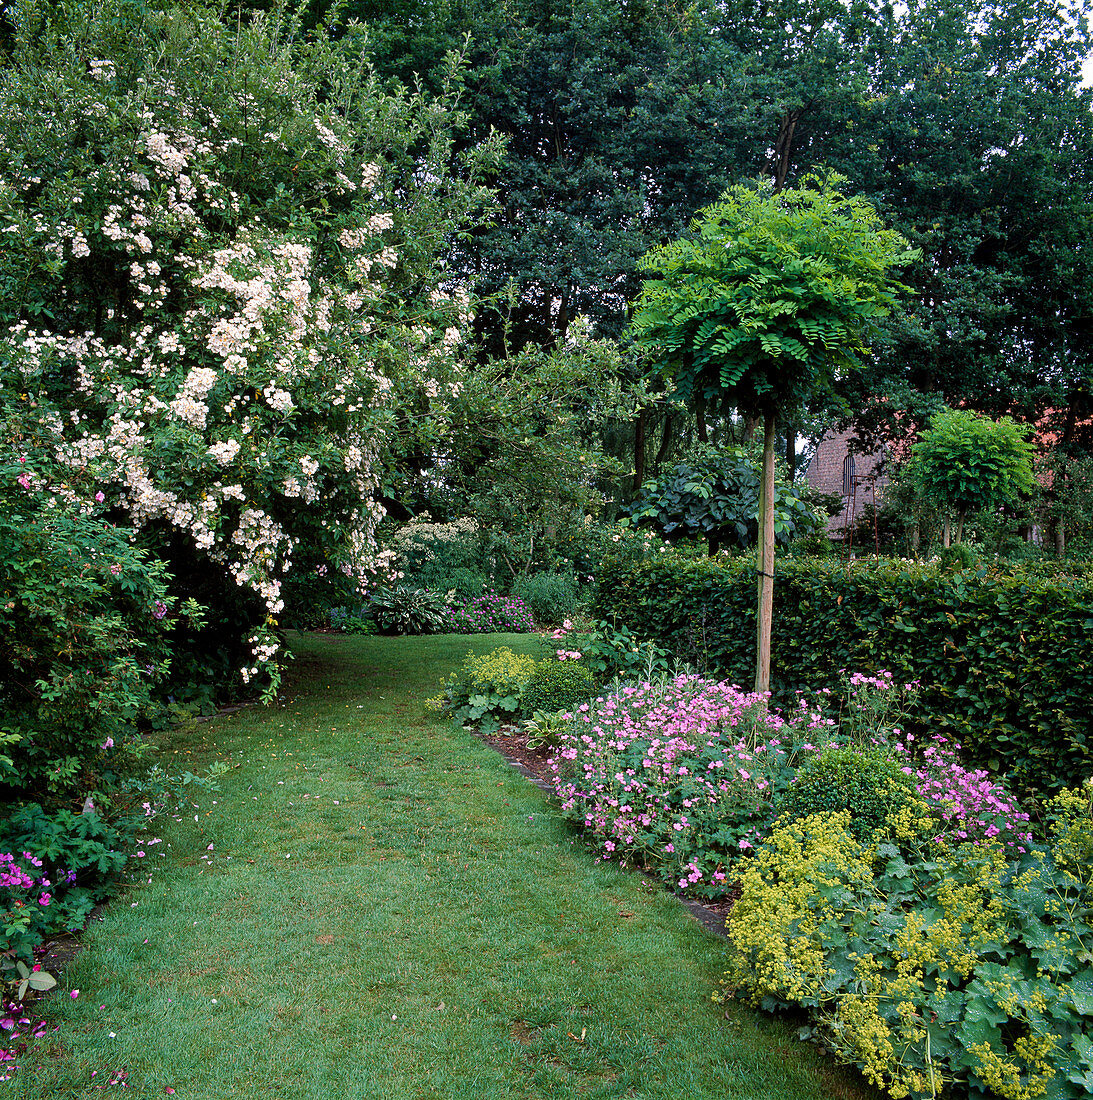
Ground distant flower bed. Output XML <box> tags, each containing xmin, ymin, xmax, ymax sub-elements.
<box><xmin>443</xmin><ymin>591</ymin><xmax>536</xmax><ymax>634</ymax></box>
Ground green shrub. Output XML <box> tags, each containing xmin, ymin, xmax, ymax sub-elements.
<box><xmin>432</xmin><ymin>646</ymin><xmax>539</xmax><ymax>734</ymax></box>
<box><xmin>0</xmin><ymin>806</ymin><xmax>127</xmax><ymax>962</ymax></box>
<box><xmin>432</xmin><ymin>568</ymin><xmax>489</xmax><ymax>599</ymax></box>
<box><xmin>511</xmin><ymin>572</ymin><xmax>579</xmax><ymax>625</ymax></box>
<box><xmin>594</xmin><ymin>549</ymin><xmax>1093</xmax><ymax>801</ymax></box>
<box><xmin>279</xmin><ymin>568</ymin><xmax>361</xmax><ymax>630</ymax></box>
<box><xmin>369</xmin><ymin>586</ymin><xmax>449</xmax><ymax>635</ymax></box>
<box><xmin>328</xmin><ymin>606</ymin><xmax>375</xmax><ymax>635</ymax></box>
<box><xmin>389</xmin><ymin>517</ymin><xmax>491</xmax><ymax>590</ymax></box>
<box><xmin>521</xmin><ymin>659</ymin><xmax>594</xmax><ymax>715</ymax></box>
<box><xmin>0</xmin><ymin>454</ymin><xmax>173</xmax><ymax>807</ymax></box>
<box><xmin>565</xmin><ymin>619</ymin><xmax>673</xmax><ymax>683</ymax></box>
<box><xmin>778</xmin><ymin>747</ymin><xmax>920</xmax><ymax>841</ymax></box>
<box><xmin>722</xmin><ymin>805</ymin><xmax>1093</xmax><ymax>1100</ymax></box>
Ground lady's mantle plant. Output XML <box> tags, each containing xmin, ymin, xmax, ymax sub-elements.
<box><xmin>0</xmin><ymin>0</ymin><xmax>502</xmax><ymax>695</ymax></box>
<box><xmin>721</xmin><ymin>796</ymin><xmax>1093</xmax><ymax>1100</ymax></box>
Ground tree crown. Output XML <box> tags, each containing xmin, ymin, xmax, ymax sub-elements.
<box><xmin>630</xmin><ymin>173</ymin><xmax>917</xmax><ymax>423</ymax></box>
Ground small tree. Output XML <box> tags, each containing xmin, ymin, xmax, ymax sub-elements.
<box><xmin>631</xmin><ymin>173</ymin><xmax>915</xmax><ymax>692</ymax></box>
<box><xmin>906</xmin><ymin>409</ymin><xmax>1036</xmax><ymax>546</ymax></box>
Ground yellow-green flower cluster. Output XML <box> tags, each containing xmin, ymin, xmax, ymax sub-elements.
<box><xmin>720</xmin><ymin>799</ymin><xmax>1092</xmax><ymax>1100</ymax></box>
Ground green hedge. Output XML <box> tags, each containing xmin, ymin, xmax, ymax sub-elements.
<box><xmin>593</xmin><ymin>553</ymin><xmax>1093</xmax><ymax>801</ymax></box>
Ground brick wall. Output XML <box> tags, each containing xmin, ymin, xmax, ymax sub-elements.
<box><xmin>804</xmin><ymin>426</ymin><xmax>888</xmax><ymax>538</ymax></box>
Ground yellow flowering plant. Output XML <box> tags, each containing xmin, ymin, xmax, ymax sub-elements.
<box><xmin>721</xmin><ymin>795</ymin><xmax>1093</xmax><ymax>1100</ymax></box>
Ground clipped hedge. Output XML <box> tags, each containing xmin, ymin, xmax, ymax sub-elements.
<box><xmin>594</xmin><ymin>552</ymin><xmax>1093</xmax><ymax>800</ymax></box>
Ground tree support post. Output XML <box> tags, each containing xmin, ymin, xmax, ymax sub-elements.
<box><xmin>755</xmin><ymin>414</ymin><xmax>776</xmax><ymax>695</ymax></box>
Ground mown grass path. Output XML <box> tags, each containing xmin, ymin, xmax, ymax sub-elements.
<box><xmin>16</xmin><ymin>633</ymin><xmax>880</xmax><ymax>1100</ymax></box>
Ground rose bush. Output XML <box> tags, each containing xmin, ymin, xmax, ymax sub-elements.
<box><xmin>0</xmin><ymin>0</ymin><xmax>502</xmax><ymax>698</ymax></box>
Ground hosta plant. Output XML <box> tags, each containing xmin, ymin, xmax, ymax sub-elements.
<box><xmin>369</xmin><ymin>586</ymin><xmax>450</xmax><ymax>636</ymax></box>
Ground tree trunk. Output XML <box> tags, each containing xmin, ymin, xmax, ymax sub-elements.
<box><xmin>654</xmin><ymin>412</ymin><xmax>675</xmax><ymax>472</ymax></box>
<box><xmin>942</xmin><ymin>515</ymin><xmax>951</xmax><ymax>548</ymax></box>
<box><xmin>784</xmin><ymin>424</ymin><xmax>797</xmax><ymax>480</ymax></box>
<box><xmin>1055</xmin><ymin>520</ymin><xmax>1066</xmax><ymax>558</ymax></box>
<box><xmin>695</xmin><ymin>400</ymin><xmax>708</xmax><ymax>444</ymax></box>
<box><xmin>755</xmin><ymin>414</ymin><xmax>776</xmax><ymax>695</ymax></box>
<box><xmin>954</xmin><ymin>513</ymin><xmax>964</xmax><ymax>544</ymax></box>
<box><xmin>633</xmin><ymin>408</ymin><xmax>646</xmax><ymax>492</ymax></box>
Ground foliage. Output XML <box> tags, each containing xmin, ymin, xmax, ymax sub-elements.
<box><xmin>368</xmin><ymin>586</ymin><xmax>449</xmax><ymax>636</ymax></box>
<box><xmin>0</xmin><ymin>452</ymin><xmax>172</xmax><ymax>808</ymax></box>
<box><xmin>835</xmin><ymin>0</ymin><xmax>1093</xmax><ymax>466</ymax></box>
<box><xmin>778</xmin><ymin>747</ymin><xmax>920</xmax><ymax>842</ymax></box>
<box><xmin>414</xmin><ymin>323</ymin><xmax>639</xmax><ymax>577</ymax></box>
<box><xmin>520</xmin><ymin>708</ymin><xmax>573</xmax><ymax>753</ymax></box>
<box><xmin>432</xmin><ymin>646</ymin><xmax>538</xmax><ymax>735</ymax></box>
<box><xmin>0</xmin><ymin>808</ymin><xmax>127</xmax><ymax>962</ymax></box>
<box><xmin>906</xmin><ymin>410</ymin><xmax>1037</xmax><ymax>535</ymax></box>
<box><xmin>386</xmin><ymin>516</ymin><xmax>485</xmax><ymax>591</ymax></box>
<box><xmin>520</xmin><ymin>659</ymin><xmax>594</xmax><ymax>717</ymax></box>
<box><xmin>278</xmin><ymin>566</ymin><xmax>362</xmax><ymax>630</ymax></box>
<box><xmin>348</xmin><ymin>0</ymin><xmax>1093</xmax><ymax>512</ymax></box>
<box><xmin>441</xmin><ymin>590</ymin><xmax>536</xmax><ymax>634</ymax></box>
<box><xmin>625</xmin><ymin>445</ymin><xmax>821</xmax><ymax>552</ymax></box>
<box><xmin>550</xmin><ymin>618</ymin><xmax>672</xmax><ymax>684</ymax></box>
<box><xmin>0</xmin><ymin>0</ymin><xmax>502</xmax><ymax>697</ymax></box>
<box><xmin>630</xmin><ymin>173</ymin><xmax>915</xmax><ymax>426</ymax></box>
<box><xmin>327</xmin><ymin>606</ymin><xmax>375</xmax><ymax>635</ymax></box>
<box><xmin>510</xmin><ymin>572</ymin><xmax>579</xmax><ymax>627</ymax></box>
<box><xmin>594</xmin><ymin>549</ymin><xmax>1093</xmax><ymax>802</ymax></box>
<box><xmin>721</xmin><ymin>808</ymin><xmax>1093</xmax><ymax>1100</ymax></box>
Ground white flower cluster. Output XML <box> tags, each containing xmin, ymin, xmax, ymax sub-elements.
<box><xmin>171</xmin><ymin>366</ymin><xmax>219</xmax><ymax>428</ymax></box>
<box><xmin>0</xmin><ymin>60</ymin><xmax>479</xmax><ymax>692</ymax></box>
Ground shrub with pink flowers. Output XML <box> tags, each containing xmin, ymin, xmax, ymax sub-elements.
<box><xmin>548</xmin><ymin>668</ymin><xmax>1036</xmax><ymax>898</ymax></box>
<box><xmin>894</xmin><ymin>734</ymin><xmax>1032</xmax><ymax>850</ymax></box>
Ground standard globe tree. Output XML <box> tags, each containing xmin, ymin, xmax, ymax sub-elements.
<box><xmin>907</xmin><ymin>409</ymin><xmax>1037</xmax><ymax>546</ymax></box>
<box><xmin>630</xmin><ymin>173</ymin><xmax>916</xmax><ymax>692</ymax></box>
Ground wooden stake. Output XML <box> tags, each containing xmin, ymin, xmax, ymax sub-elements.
<box><xmin>755</xmin><ymin>414</ymin><xmax>776</xmax><ymax>695</ymax></box>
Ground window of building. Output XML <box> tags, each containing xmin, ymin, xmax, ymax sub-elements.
<box><xmin>842</xmin><ymin>455</ymin><xmax>856</xmax><ymax>495</ymax></box>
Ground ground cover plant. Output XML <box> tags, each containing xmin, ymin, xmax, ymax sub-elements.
<box><xmin>442</xmin><ymin>590</ymin><xmax>537</xmax><ymax>634</ymax></box>
<box><xmin>6</xmin><ymin>632</ymin><xmax>882</xmax><ymax>1100</ymax></box>
<box><xmin>722</xmin><ymin>792</ymin><xmax>1093</xmax><ymax>1100</ymax></box>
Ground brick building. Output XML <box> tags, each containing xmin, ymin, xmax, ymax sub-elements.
<box><xmin>803</xmin><ymin>426</ymin><xmax>888</xmax><ymax>540</ymax></box>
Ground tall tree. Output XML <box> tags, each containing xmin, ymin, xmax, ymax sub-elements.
<box><xmin>631</xmin><ymin>173</ymin><xmax>914</xmax><ymax>692</ymax></box>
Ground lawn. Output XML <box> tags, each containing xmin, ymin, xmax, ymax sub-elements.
<box><xmin>13</xmin><ymin>632</ymin><xmax>881</xmax><ymax>1100</ymax></box>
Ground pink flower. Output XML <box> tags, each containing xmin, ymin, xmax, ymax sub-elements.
<box><xmin>102</xmin><ymin>737</ymin><xmax>114</xmax><ymax>749</ymax></box>
<box><xmin>70</xmin><ymin>990</ymin><xmax>79</xmax><ymax>999</ymax></box>
<box><xmin>94</xmin><ymin>491</ymin><xmax>105</xmax><ymax>503</ymax></box>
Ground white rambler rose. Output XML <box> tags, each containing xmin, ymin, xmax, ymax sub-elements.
<box><xmin>207</xmin><ymin>439</ymin><xmax>241</xmax><ymax>464</ymax></box>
